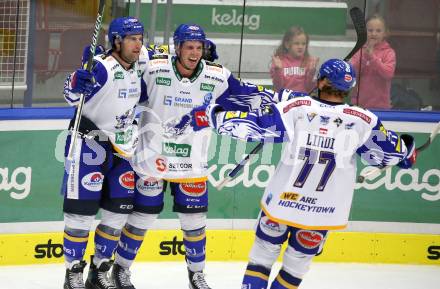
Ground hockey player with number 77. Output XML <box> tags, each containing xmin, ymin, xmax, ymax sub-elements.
<box><xmin>194</xmin><ymin>58</ymin><xmax>417</xmax><ymax>289</ymax></box>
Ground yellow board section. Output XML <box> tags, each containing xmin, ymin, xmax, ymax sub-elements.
<box><xmin>1</xmin><ymin>230</ymin><xmax>439</xmax><ymax>266</ymax></box>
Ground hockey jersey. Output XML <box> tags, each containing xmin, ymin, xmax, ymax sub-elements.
<box><xmin>64</xmin><ymin>48</ymin><xmax>153</xmax><ymax>157</ymax></box>
<box><xmin>133</xmin><ymin>55</ymin><xmax>274</xmax><ymax>182</ymax></box>
<box><xmin>210</xmin><ymin>94</ymin><xmax>409</xmax><ymax>230</ymax></box>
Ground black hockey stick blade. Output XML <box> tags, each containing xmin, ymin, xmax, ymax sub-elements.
<box><xmin>216</xmin><ymin>142</ymin><xmax>264</xmax><ymax>190</ymax></box>
<box><xmin>344</xmin><ymin>7</ymin><xmax>367</xmax><ymax>61</ymax></box>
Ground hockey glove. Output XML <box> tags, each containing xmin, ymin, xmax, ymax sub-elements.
<box><xmin>81</xmin><ymin>44</ymin><xmax>105</xmax><ymax>68</ymax></box>
<box><xmin>190</xmin><ymin>103</ymin><xmax>210</xmax><ymax>131</ymax></box>
<box><xmin>70</xmin><ymin>69</ymin><xmax>97</xmax><ymax>96</ymax></box>
<box><xmin>398</xmin><ymin>134</ymin><xmax>417</xmax><ymax>169</ymax></box>
<box><xmin>204</xmin><ymin>39</ymin><xmax>219</xmax><ymax>62</ymax></box>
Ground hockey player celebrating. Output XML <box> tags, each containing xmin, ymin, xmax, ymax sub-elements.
<box><xmin>109</xmin><ymin>23</ymin><xmax>275</xmax><ymax>289</ymax></box>
<box><xmin>61</xmin><ymin>17</ymin><xmax>153</xmax><ymax>289</ymax></box>
<box><xmin>200</xmin><ymin>58</ymin><xmax>417</xmax><ymax>289</ymax></box>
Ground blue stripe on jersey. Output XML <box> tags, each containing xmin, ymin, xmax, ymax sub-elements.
<box><xmin>215</xmin><ymin>104</ymin><xmax>287</xmax><ymax>143</ymax></box>
<box><xmin>356</xmin><ymin>119</ymin><xmax>406</xmax><ymax>167</ymax></box>
<box><xmin>140</xmin><ymin>78</ymin><xmax>148</xmax><ymax>103</ymax></box>
<box><xmin>215</xmin><ymin>74</ymin><xmax>275</xmax><ymax>111</ymax></box>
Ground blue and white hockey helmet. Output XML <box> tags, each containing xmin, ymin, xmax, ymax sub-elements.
<box><xmin>318</xmin><ymin>59</ymin><xmax>356</xmax><ymax>92</ymax></box>
<box><xmin>108</xmin><ymin>17</ymin><xmax>144</xmax><ymax>47</ymax></box>
<box><xmin>173</xmin><ymin>24</ymin><xmax>206</xmax><ymax>48</ymax></box>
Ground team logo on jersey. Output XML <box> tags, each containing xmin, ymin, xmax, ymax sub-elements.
<box><xmin>136</xmin><ymin>177</ymin><xmax>163</xmax><ymax>197</ymax></box>
<box><xmin>118</xmin><ymin>88</ymin><xmax>138</xmax><ymax>99</ymax></box>
<box><xmin>343</xmin><ymin>108</ymin><xmax>371</xmax><ymax>124</ymax></box>
<box><xmin>81</xmin><ymin>172</ymin><xmax>104</xmax><ymax>192</ymax></box>
<box><xmin>319</xmin><ymin>116</ymin><xmax>330</xmax><ymax>125</ymax></box>
<box><xmin>162</xmin><ymin>114</ymin><xmax>191</xmax><ymax>138</ymax></box>
<box><xmin>163</xmin><ymin>95</ymin><xmax>173</xmax><ymax>106</ymax></box>
<box><xmin>345</xmin><ymin>122</ymin><xmax>355</xmax><ymax>130</ymax></box>
<box><xmin>110</xmin><ymin>63</ymin><xmax>120</xmax><ymax>71</ymax></box>
<box><xmin>296</xmin><ymin>230</ymin><xmax>324</xmax><ymax>249</ymax></box>
<box><xmin>155</xmin><ymin>158</ymin><xmax>167</xmax><ymax>172</ymax></box>
<box><xmin>179</xmin><ymin>182</ymin><xmax>207</xmax><ymax>197</ymax></box>
<box><xmin>333</xmin><ymin>117</ymin><xmax>343</xmax><ymax>127</ymax></box>
<box><xmin>307</xmin><ymin>113</ymin><xmax>317</xmax><ymax>122</ymax></box>
<box><xmin>115</xmin><ymin>129</ymin><xmax>132</xmax><ymax>145</ymax></box>
<box><xmin>162</xmin><ymin>142</ymin><xmax>192</xmax><ymax>157</ymax></box>
<box><xmin>319</xmin><ymin>128</ymin><xmax>328</xmax><ymax>135</ymax></box>
<box><xmin>156</xmin><ymin>77</ymin><xmax>171</xmax><ymax>86</ymax></box>
<box><xmin>206</xmin><ymin>63</ymin><xmax>223</xmax><ymax>73</ymax></box>
<box><xmin>163</xmin><ymin>95</ymin><xmax>193</xmax><ymax>108</ymax></box>
<box><xmin>200</xmin><ymin>83</ymin><xmax>215</xmax><ymax>92</ymax></box>
<box><xmin>259</xmin><ymin>216</ymin><xmax>287</xmax><ymax>238</ymax></box>
<box><xmin>115</xmin><ymin>109</ymin><xmax>134</xmax><ymax>129</ymax></box>
<box><xmin>194</xmin><ymin>111</ymin><xmax>209</xmax><ymax>127</ymax></box>
<box><xmin>283</xmin><ymin>99</ymin><xmax>311</xmax><ymax>113</ymax></box>
<box><xmin>113</xmin><ymin>71</ymin><xmax>124</xmax><ymax>80</ymax></box>
<box><xmin>119</xmin><ymin>171</ymin><xmax>135</xmax><ymax>190</ymax></box>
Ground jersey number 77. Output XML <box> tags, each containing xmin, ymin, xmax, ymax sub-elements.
<box><xmin>293</xmin><ymin>147</ymin><xmax>336</xmax><ymax>191</ymax></box>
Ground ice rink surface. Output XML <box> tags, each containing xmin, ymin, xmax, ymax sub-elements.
<box><xmin>1</xmin><ymin>261</ymin><xmax>439</xmax><ymax>289</ymax></box>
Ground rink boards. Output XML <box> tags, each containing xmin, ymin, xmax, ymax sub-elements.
<box><xmin>1</xmin><ymin>229</ymin><xmax>440</xmax><ymax>266</ymax></box>
<box><xmin>0</xmin><ymin>108</ymin><xmax>439</xmax><ymax>266</ymax></box>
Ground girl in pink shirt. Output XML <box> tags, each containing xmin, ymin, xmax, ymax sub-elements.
<box><xmin>270</xmin><ymin>26</ymin><xmax>319</xmax><ymax>93</ymax></box>
<box><xmin>350</xmin><ymin>14</ymin><xmax>396</xmax><ymax>109</ymax></box>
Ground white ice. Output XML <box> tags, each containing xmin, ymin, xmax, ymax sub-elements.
<box><xmin>0</xmin><ymin>261</ymin><xmax>439</xmax><ymax>289</ymax></box>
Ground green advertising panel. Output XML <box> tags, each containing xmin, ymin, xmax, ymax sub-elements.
<box><xmin>128</xmin><ymin>1</ymin><xmax>347</xmax><ymax>36</ymax></box>
<box><xmin>0</xmin><ymin>124</ymin><xmax>439</xmax><ymax>224</ymax></box>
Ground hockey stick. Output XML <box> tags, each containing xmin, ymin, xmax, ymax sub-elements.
<box><xmin>67</xmin><ymin>0</ymin><xmax>106</xmax><ymax>161</ymax></box>
<box><xmin>215</xmin><ymin>7</ymin><xmax>367</xmax><ymax>190</ymax></box>
<box><xmin>357</xmin><ymin>121</ymin><xmax>440</xmax><ymax>183</ymax></box>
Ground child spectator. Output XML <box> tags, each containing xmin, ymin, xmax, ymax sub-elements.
<box><xmin>270</xmin><ymin>26</ymin><xmax>319</xmax><ymax>93</ymax></box>
<box><xmin>350</xmin><ymin>14</ymin><xmax>396</xmax><ymax>109</ymax></box>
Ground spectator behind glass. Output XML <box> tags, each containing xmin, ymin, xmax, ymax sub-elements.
<box><xmin>270</xmin><ymin>26</ymin><xmax>319</xmax><ymax>93</ymax></box>
<box><xmin>350</xmin><ymin>14</ymin><xmax>396</xmax><ymax>109</ymax></box>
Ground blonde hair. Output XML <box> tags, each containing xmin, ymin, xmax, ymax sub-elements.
<box><xmin>366</xmin><ymin>14</ymin><xmax>388</xmax><ymax>35</ymax></box>
<box><xmin>274</xmin><ymin>26</ymin><xmax>311</xmax><ymax>66</ymax></box>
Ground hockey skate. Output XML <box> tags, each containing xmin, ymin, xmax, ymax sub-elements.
<box><xmin>188</xmin><ymin>269</ymin><xmax>212</xmax><ymax>289</ymax></box>
<box><xmin>64</xmin><ymin>260</ymin><xmax>87</xmax><ymax>289</ymax></box>
<box><xmin>111</xmin><ymin>263</ymin><xmax>136</xmax><ymax>289</ymax></box>
<box><xmin>85</xmin><ymin>256</ymin><xmax>116</xmax><ymax>289</ymax></box>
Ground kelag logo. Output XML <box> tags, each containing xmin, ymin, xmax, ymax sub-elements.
<box><xmin>159</xmin><ymin>236</ymin><xmax>185</xmax><ymax>255</ymax></box>
<box><xmin>162</xmin><ymin>142</ymin><xmax>191</xmax><ymax>157</ymax></box>
<box><xmin>427</xmin><ymin>245</ymin><xmax>440</xmax><ymax>260</ymax></box>
<box><xmin>0</xmin><ymin>167</ymin><xmax>32</xmax><ymax>200</ymax></box>
<box><xmin>34</xmin><ymin>239</ymin><xmax>63</xmax><ymax>259</ymax></box>
<box><xmin>156</xmin><ymin>77</ymin><xmax>171</xmax><ymax>86</ymax></box>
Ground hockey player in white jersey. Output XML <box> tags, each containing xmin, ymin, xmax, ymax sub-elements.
<box><xmin>200</xmin><ymin>58</ymin><xmax>417</xmax><ymax>289</ymax></box>
<box><xmin>110</xmin><ymin>24</ymin><xmax>275</xmax><ymax>289</ymax></box>
<box><xmin>61</xmin><ymin>17</ymin><xmax>153</xmax><ymax>289</ymax></box>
